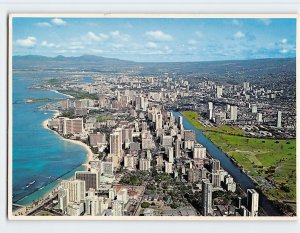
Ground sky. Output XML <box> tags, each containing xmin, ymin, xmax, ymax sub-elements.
<box><xmin>12</xmin><ymin>17</ymin><xmax>296</xmax><ymax>62</ymax></box>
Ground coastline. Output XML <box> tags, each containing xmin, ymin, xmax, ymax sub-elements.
<box><xmin>13</xmin><ymin>108</ymin><xmax>94</xmax><ymax>215</ymax></box>
<box><xmin>50</xmin><ymin>89</ymin><xmax>75</xmax><ymax>99</ymax></box>
<box><xmin>42</xmin><ymin>113</ymin><xmax>94</xmax><ymax>169</ymax></box>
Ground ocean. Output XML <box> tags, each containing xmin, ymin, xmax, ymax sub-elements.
<box><xmin>12</xmin><ymin>72</ymin><xmax>87</xmax><ymax>206</ymax></box>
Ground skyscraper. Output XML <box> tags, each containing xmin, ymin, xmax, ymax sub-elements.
<box><xmin>208</xmin><ymin>102</ymin><xmax>214</xmax><ymax>120</ymax></box>
<box><xmin>202</xmin><ymin>179</ymin><xmax>213</xmax><ymax>216</ymax></box>
<box><xmin>110</xmin><ymin>132</ymin><xmax>122</xmax><ymax>157</ymax></box>
<box><xmin>61</xmin><ymin>179</ymin><xmax>85</xmax><ymax>203</ymax></box>
<box><xmin>178</xmin><ymin>116</ymin><xmax>183</xmax><ymax>130</ymax></box>
<box><xmin>277</xmin><ymin>111</ymin><xmax>282</xmax><ymax>128</ymax></box>
<box><xmin>247</xmin><ymin>189</ymin><xmax>259</xmax><ymax>216</ymax></box>
<box><xmin>243</xmin><ymin>82</ymin><xmax>250</xmax><ymax>91</ymax></box>
<box><xmin>193</xmin><ymin>144</ymin><xmax>206</xmax><ymax>159</ymax></box>
<box><xmin>156</xmin><ymin>113</ymin><xmax>163</xmax><ymax>130</ymax></box>
<box><xmin>257</xmin><ymin>113</ymin><xmax>263</xmax><ymax>122</ymax></box>
<box><xmin>230</xmin><ymin>106</ymin><xmax>238</xmax><ymax>121</ymax></box>
<box><xmin>251</xmin><ymin>104</ymin><xmax>257</xmax><ymax>113</ymax></box>
<box><xmin>75</xmin><ymin>171</ymin><xmax>99</xmax><ymax>191</ymax></box>
<box><xmin>216</xmin><ymin>86</ymin><xmax>223</xmax><ymax>98</ymax></box>
<box><xmin>211</xmin><ymin>159</ymin><xmax>220</xmax><ymax>173</ymax></box>
<box><xmin>175</xmin><ymin>138</ymin><xmax>181</xmax><ymax>158</ymax></box>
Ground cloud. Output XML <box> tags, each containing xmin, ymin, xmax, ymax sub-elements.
<box><xmin>280</xmin><ymin>49</ymin><xmax>288</xmax><ymax>54</ymax></box>
<box><xmin>144</xmin><ymin>45</ymin><xmax>172</xmax><ymax>55</ymax></box>
<box><xmin>36</xmin><ymin>22</ymin><xmax>51</xmax><ymax>27</ymax></box>
<box><xmin>110</xmin><ymin>30</ymin><xmax>130</xmax><ymax>42</ymax></box>
<box><xmin>84</xmin><ymin>32</ymin><xmax>108</xmax><ymax>42</ymax></box>
<box><xmin>41</xmin><ymin>40</ymin><xmax>60</xmax><ymax>48</ymax></box>
<box><xmin>234</xmin><ymin>31</ymin><xmax>245</xmax><ymax>39</ymax></box>
<box><xmin>145</xmin><ymin>42</ymin><xmax>158</xmax><ymax>49</ymax></box>
<box><xmin>51</xmin><ymin>18</ymin><xmax>67</xmax><ymax>26</ymax></box>
<box><xmin>16</xmin><ymin>36</ymin><xmax>37</xmax><ymax>47</ymax></box>
<box><xmin>281</xmin><ymin>38</ymin><xmax>288</xmax><ymax>44</ymax></box>
<box><xmin>258</xmin><ymin>18</ymin><xmax>272</xmax><ymax>26</ymax></box>
<box><xmin>111</xmin><ymin>43</ymin><xmax>124</xmax><ymax>49</ymax></box>
<box><xmin>145</xmin><ymin>30</ymin><xmax>173</xmax><ymax>41</ymax></box>
<box><xmin>68</xmin><ymin>41</ymin><xmax>84</xmax><ymax>50</ymax></box>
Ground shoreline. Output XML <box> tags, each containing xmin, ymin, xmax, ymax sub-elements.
<box><xmin>13</xmin><ymin>108</ymin><xmax>94</xmax><ymax>215</ymax></box>
<box><xmin>42</xmin><ymin>115</ymin><xmax>94</xmax><ymax>169</ymax></box>
<box><xmin>50</xmin><ymin>89</ymin><xmax>75</xmax><ymax>99</ymax></box>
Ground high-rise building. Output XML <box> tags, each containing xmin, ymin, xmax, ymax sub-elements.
<box><xmin>277</xmin><ymin>111</ymin><xmax>282</xmax><ymax>128</ymax></box>
<box><xmin>211</xmin><ymin>159</ymin><xmax>221</xmax><ymax>173</ymax></box>
<box><xmin>167</xmin><ymin>147</ymin><xmax>174</xmax><ymax>163</ymax></box>
<box><xmin>155</xmin><ymin>113</ymin><xmax>163</xmax><ymax>130</ymax></box>
<box><xmin>251</xmin><ymin>104</ymin><xmax>257</xmax><ymax>113</ymax></box>
<box><xmin>193</xmin><ymin>144</ymin><xmax>206</xmax><ymax>159</ymax></box>
<box><xmin>124</xmin><ymin>155</ymin><xmax>135</xmax><ymax>170</ymax></box>
<box><xmin>112</xmin><ymin>200</ymin><xmax>124</xmax><ymax>216</ymax></box>
<box><xmin>85</xmin><ymin>192</ymin><xmax>107</xmax><ymax>216</ymax></box>
<box><xmin>142</xmin><ymin>138</ymin><xmax>155</xmax><ymax>150</ymax></box>
<box><xmin>224</xmin><ymin>175</ymin><xmax>236</xmax><ymax>192</ymax></box>
<box><xmin>216</xmin><ymin>86</ymin><xmax>223</xmax><ymax>98</ymax></box>
<box><xmin>63</xmin><ymin>118</ymin><xmax>84</xmax><ymax>135</ymax></box>
<box><xmin>243</xmin><ymin>82</ymin><xmax>250</xmax><ymax>91</ymax></box>
<box><xmin>247</xmin><ymin>189</ymin><xmax>259</xmax><ymax>216</ymax></box>
<box><xmin>101</xmin><ymin>161</ymin><xmax>114</xmax><ymax>176</ymax></box>
<box><xmin>161</xmin><ymin>135</ymin><xmax>173</xmax><ymax>146</ymax></box>
<box><xmin>257</xmin><ymin>113</ymin><xmax>263</xmax><ymax>122</ymax></box>
<box><xmin>122</xmin><ymin>127</ymin><xmax>133</xmax><ymax>143</ymax></box>
<box><xmin>57</xmin><ymin>188</ymin><xmax>68</xmax><ymax>212</ymax></box>
<box><xmin>208</xmin><ymin>102</ymin><xmax>214</xmax><ymax>120</ymax></box>
<box><xmin>61</xmin><ymin>179</ymin><xmax>85</xmax><ymax>203</ymax></box>
<box><xmin>75</xmin><ymin>171</ymin><xmax>99</xmax><ymax>191</ymax></box>
<box><xmin>202</xmin><ymin>179</ymin><xmax>213</xmax><ymax>216</ymax></box>
<box><xmin>89</xmin><ymin>132</ymin><xmax>106</xmax><ymax>147</ymax></box>
<box><xmin>211</xmin><ymin>172</ymin><xmax>221</xmax><ymax>188</ymax></box>
<box><xmin>165</xmin><ymin>161</ymin><xmax>173</xmax><ymax>174</ymax></box>
<box><xmin>139</xmin><ymin>158</ymin><xmax>151</xmax><ymax>171</ymax></box>
<box><xmin>178</xmin><ymin>116</ymin><xmax>183</xmax><ymax>130</ymax></box>
<box><xmin>230</xmin><ymin>106</ymin><xmax>238</xmax><ymax>121</ymax></box>
<box><xmin>110</xmin><ymin>132</ymin><xmax>122</xmax><ymax>157</ymax></box>
<box><xmin>175</xmin><ymin>138</ymin><xmax>181</xmax><ymax>158</ymax></box>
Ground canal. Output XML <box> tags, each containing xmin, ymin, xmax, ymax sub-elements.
<box><xmin>172</xmin><ymin>111</ymin><xmax>281</xmax><ymax>216</ymax></box>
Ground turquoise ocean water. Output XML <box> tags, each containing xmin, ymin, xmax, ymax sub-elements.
<box><xmin>12</xmin><ymin>72</ymin><xmax>87</xmax><ymax>206</ymax></box>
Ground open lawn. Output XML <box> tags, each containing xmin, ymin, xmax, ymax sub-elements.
<box><xmin>182</xmin><ymin>111</ymin><xmax>245</xmax><ymax>136</ymax></box>
<box><xmin>205</xmin><ymin>131</ymin><xmax>296</xmax><ymax>203</ymax></box>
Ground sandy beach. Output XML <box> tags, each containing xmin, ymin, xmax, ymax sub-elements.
<box><xmin>42</xmin><ymin>112</ymin><xmax>94</xmax><ymax>169</ymax></box>
<box><xmin>51</xmin><ymin>89</ymin><xmax>75</xmax><ymax>99</ymax></box>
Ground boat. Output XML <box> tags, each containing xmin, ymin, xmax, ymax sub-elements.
<box><xmin>29</xmin><ymin>180</ymin><xmax>36</xmax><ymax>185</ymax></box>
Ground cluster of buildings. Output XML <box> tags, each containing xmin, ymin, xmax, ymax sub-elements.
<box><xmin>179</xmin><ymin>80</ymin><xmax>295</xmax><ymax>139</ymax></box>
<box><xmin>44</xmin><ymin>76</ymin><xmax>262</xmax><ymax>216</ymax></box>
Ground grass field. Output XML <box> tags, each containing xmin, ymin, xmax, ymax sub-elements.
<box><xmin>183</xmin><ymin>111</ymin><xmax>296</xmax><ymax>205</ymax></box>
<box><xmin>205</xmin><ymin>132</ymin><xmax>296</xmax><ymax>203</ymax></box>
<box><xmin>182</xmin><ymin>111</ymin><xmax>245</xmax><ymax>136</ymax></box>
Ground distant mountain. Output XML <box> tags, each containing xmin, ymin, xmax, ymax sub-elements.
<box><xmin>12</xmin><ymin>55</ymin><xmax>296</xmax><ymax>84</ymax></box>
<box><xmin>13</xmin><ymin>54</ymin><xmax>135</xmax><ymax>70</ymax></box>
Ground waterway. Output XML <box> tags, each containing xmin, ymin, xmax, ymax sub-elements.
<box><xmin>172</xmin><ymin>111</ymin><xmax>281</xmax><ymax>216</ymax></box>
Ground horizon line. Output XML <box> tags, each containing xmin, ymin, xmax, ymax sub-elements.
<box><xmin>12</xmin><ymin>54</ymin><xmax>296</xmax><ymax>64</ymax></box>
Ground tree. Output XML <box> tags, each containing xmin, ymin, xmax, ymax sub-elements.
<box><xmin>141</xmin><ymin>202</ymin><xmax>150</xmax><ymax>208</ymax></box>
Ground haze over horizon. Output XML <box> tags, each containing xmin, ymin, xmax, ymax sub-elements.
<box><xmin>12</xmin><ymin>17</ymin><xmax>296</xmax><ymax>62</ymax></box>
<box><xmin>12</xmin><ymin>53</ymin><xmax>296</xmax><ymax>64</ymax></box>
